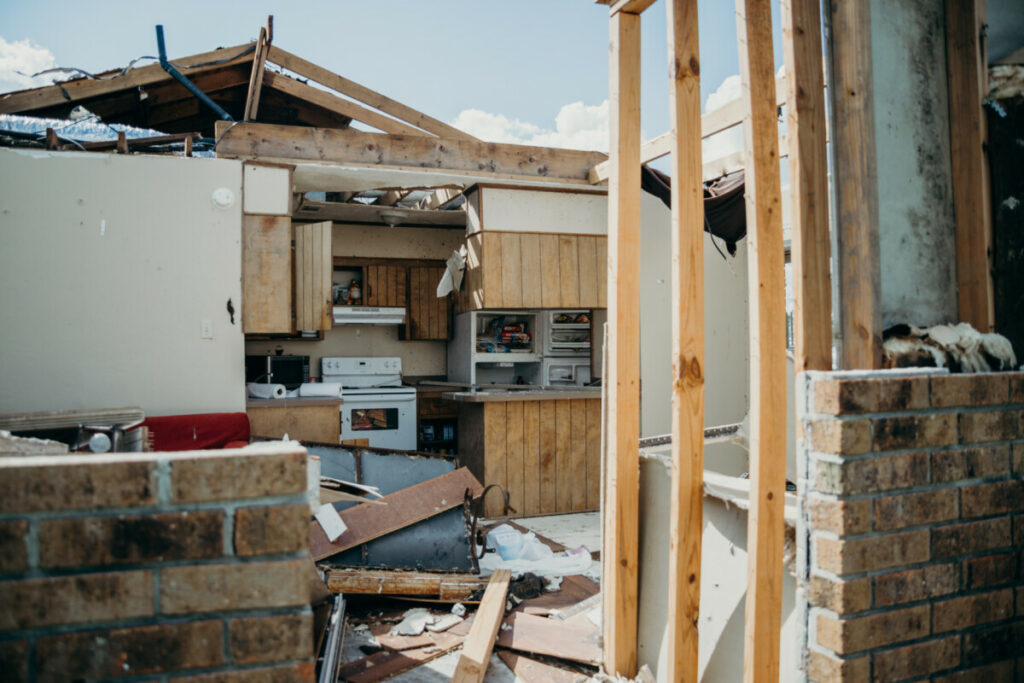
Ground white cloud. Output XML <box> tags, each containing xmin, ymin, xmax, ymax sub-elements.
<box><xmin>702</xmin><ymin>74</ymin><xmax>744</xmax><ymax>165</ymax></box>
<box><xmin>0</xmin><ymin>37</ymin><xmax>57</xmax><ymax>92</ymax></box>
<box><xmin>451</xmin><ymin>100</ymin><xmax>609</xmax><ymax>152</ymax></box>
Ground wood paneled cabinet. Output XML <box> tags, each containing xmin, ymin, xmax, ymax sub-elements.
<box><xmin>458</xmin><ymin>231</ymin><xmax>607</xmax><ymax>311</ymax></box>
<box><xmin>404</xmin><ymin>265</ymin><xmax>451</xmax><ymax>340</ymax></box>
<box><xmin>364</xmin><ymin>264</ymin><xmax>407</xmax><ymax>307</ymax></box>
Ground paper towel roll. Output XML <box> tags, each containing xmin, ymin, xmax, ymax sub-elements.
<box><xmin>298</xmin><ymin>382</ymin><xmax>344</xmax><ymax>398</ymax></box>
<box><xmin>247</xmin><ymin>382</ymin><xmax>286</xmax><ymax>399</ymax></box>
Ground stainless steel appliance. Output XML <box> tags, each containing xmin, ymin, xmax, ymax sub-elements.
<box><xmin>245</xmin><ymin>354</ymin><xmax>309</xmax><ymax>389</ymax></box>
<box><xmin>320</xmin><ymin>356</ymin><xmax>416</xmax><ymax>450</ymax></box>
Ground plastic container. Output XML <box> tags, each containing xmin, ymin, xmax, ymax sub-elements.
<box><xmin>486</xmin><ymin>524</ymin><xmax>524</xmax><ymax>560</ymax></box>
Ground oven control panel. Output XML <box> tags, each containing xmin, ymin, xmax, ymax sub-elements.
<box><xmin>322</xmin><ymin>357</ymin><xmax>402</xmax><ymax>376</ymax></box>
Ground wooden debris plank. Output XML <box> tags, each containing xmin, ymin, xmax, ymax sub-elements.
<box><xmin>736</xmin><ymin>0</ymin><xmax>789</xmax><ymax>681</ymax></box>
<box><xmin>311</xmin><ymin>466</ymin><xmax>483</xmax><ymax>560</ymax></box>
<box><xmin>368</xmin><ymin>616</ymin><xmax>470</xmax><ymax>651</ymax></box>
<box><xmin>214</xmin><ymin>121</ymin><xmax>607</xmax><ymax>183</ymax></box>
<box><xmin>0</xmin><ymin>406</ymin><xmax>143</xmax><ymax>431</ymax></box>
<box><xmin>243</xmin><ymin>26</ymin><xmax>270</xmax><ymax>121</ymax></box>
<box><xmin>339</xmin><ymin>632</ymin><xmax>464</xmax><ymax>683</ymax></box>
<box><xmin>451</xmin><ymin>569</ymin><xmax>512</xmax><ymax>683</ymax></box>
<box><xmin>496</xmin><ymin>612</ymin><xmax>602</xmax><ymax>666</ymax></box>
<box><xmin>496</xmin><ymin>650</ymin><xmax>591</xmax><ymax>683</ymax></box>
<box><xmin>267</xmin><ymin>45</ymin><xmax>476</xmax><ymax>140</ymax></box>
<box><xmin>324</xmin><ymin>569</ymin><xmax>487</xmax><ymax>599</ymax></box>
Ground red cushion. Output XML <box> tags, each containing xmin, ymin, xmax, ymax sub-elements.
<box><xmin>141</xmin><ymin>413</ymin><xmax>250</xmax><ymax>451</ymax></box>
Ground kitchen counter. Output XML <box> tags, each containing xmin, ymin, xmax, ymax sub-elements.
<box><xmin>246</xmin><ymin>397</ymin><xmax>343</xmax><ymax>408</ymax></box>
<box><xmin>442</xmin><ymin>388</ymin><xmax>601</xmax><ymax>403</ymax></box>
<box><xmin>246</xmin><ymin>398</ymin><xmax>342</xmax><ymax>443</ymax></box>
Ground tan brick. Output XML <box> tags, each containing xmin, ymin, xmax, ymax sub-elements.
<box><xmin>932</xmin><ymin>445</ymin><xmax>1012</xmax><ymax>482</ymax></box>
<box><xmin>0</xmin><ymin>520</ymin><xmax>29</xmax><ymax>573</ymax></box>
<box><xmin>1014</xmin><ymin>443</ymin><xmax>1024</xmax><ymax>474</ymax></box>
<box><xmin>959</xmin><ymin>410</ymin><xmax>1024</xmax><ymax>444</ymax></box>
<box><xmin>873</xmin><ymin>413</ymin><xmax>957</xmax><ymax>451</ymax></box>
<box><xmin>931</xmin><ymin>374</ymin><xmax>1009</xmax><ymax>408</ymax></box>
<box><xmin>814</xmin><ymin>376</ymin><xmax>930</xmax><ymax>415</ymax></box>
<box><xmin>171</xmin><ymin>452</ymin><xmax>306</xmax><ymax>503</ymax></box>
<box><xmin>35</xmin><ymin>619</ymin><xmax>223</xmax><ymax>682</ymax></box>
<box><xmin>963</xmin><ymin>623</ymin><xmax>1024</xmax><ymax>666</ymax></box>
<box><xmin>873</xmin><ymin>488</ymin><xmax>959</xmax><ymax>531</ymax></box>
<box><xmin>933</xmin><ymin>660</ymin><xmax>1015</xmax><ymax>683</ymax></box>
<box><xmin>961</xmin><ymin>479</ymin><xmax>1024</xmax><ymax>518</ymax></box>
<box><xmin>806</xmin><ymin>649</ymin><xmax>869</xmax><ymax>682</ymax></box>
<box><xmin>965</xmin><ymin>552</ymin><xmax>1016</xmax><ymax>589</ymax></box>
<box><xmin>234</xmin><ymin>504</ymin><xmax>309</xmax><ymax>557</ymax></box>
<box><xmin>873</xmin><ymin>563</ymin><xmax>959</xmax><ymax>607</ymax></box>
<box><xmin>0</xmin><ymin>570</ymin><xmax>153</xmax><ymax>630</ymax></box>
<box><xmin>0</xmin><ymin>639</ymin><xmax>29</xmax><ymax>683</ymax></box>
<box><xmin>932</xmin><ymin>518</ymin><xmax>1012</xmax><ymax>559</ymax></box>
<box><xmin>1008</xmin><ymin>372</ymin><xmax>1024</xmax><ymax>403</ymax></box>
<box><xmin>809</xmin><ymin>574</ymin><xmax>871</xmax><ymax>614</ymax></box>
<box><xmin>160</xmin><ymin>559</ymin><xmax>308</xmax><ymax>614</ymax></box>
<box><xmin>871</xmin><ymin>635</ymin><xmax>960</xmax><ymax>682</ymax></box>
<box><xmin>933</xmin><ymin>589</ymin><xmax>1014</xmax><ymax>633</ymax></box>
<box><xmin>170</xmin><ymin>662</ymin><xmax>316</xmax><ymax>683</ymax></box>
<box><xmin>815</xmin><ymin>530</ymin><xmax>929</xmax><ymax>576</ymax></box>
<box><xmin>814</xmin><ymin>452</ymin><xmax>928</xmax><ymax>495</ymax></box>
<box><xmin>808</xmin><ymin>418</ymin><xmax>871</xmax><ymax>455</ymax></box>
<box><xmin>38</xmin><ymin>510</ymin><xmax>224</xmax><ymax>569</ymax></box>
<box><xmin>816</xmin><ymin>604</ymin><xmax>929</xmax><ymax>654</ymax></box>
<box><xmin>0</xmin><ymin>460</ymin><xmax>157</xmax><ymax>513</ymax></box>
<box><xmin>229</xmin><ymin>613</ymin><xmax>312</xmax><ymax>664</ymax></box>
<box><xmin>808</xmin><ymin>496</ymin><xmax>872</xmax><ymax>535</ymax></box>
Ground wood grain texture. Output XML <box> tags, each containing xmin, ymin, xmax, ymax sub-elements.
<box><xmin>736</xmin><ymin>1</ymin><xmax>788</xmax><ymax>681</ymax></box>
<box><xmin>293</xmin><ymin>221</ymin><xmax>332</xmax><ymax>331</ymax></box>
<box><xmin>246</xmin><ymin>403</ymin><xmax>339</xmax><ymax>443</ymax></box>
<box><xmin>558</xmin><ymin>235</ymin><xmax>581</xmax><ymax>308</ymax></box>
<box><xmin>496</xmin><ymin>612</ymin><xmax>602</xmax><ymax>666</ymax></box>
<box><xmin>505</xmin><ymin>401</ymin><xmax>526</xmax><ymax>516</ymax></box>
<box><xmin>452</xmin><ymin>569</ymin><xmax>511</xmax><ymax>683</ymax></box>
<box><xmin>570</xmin><ymin>399</ymin><xmax>588</xmax><ymax>512</ymax></box>
<box><xmin>555</xmin><ymin>400</ymin><xmax>573</xmax><ymax>516</ymax></box>
<box><xmin>577</xmin><ymin>236</ymin><xmax>600</xmax><ymax>309</ymax></box>
<box><xmin>500</xmin><ymin>232</ymin><xmax>524</xmax><ymax>308</ymax></box>
<box><xmin>522</xmin><ymin>401</ymin><xmax>541</xmax><ymax>516</ymax></box>
<box><xmin>828</xmin><ymin>0</ymin><xmax>882</xmax><ymax>369</ymax></box>
<box><xmin>241</xmin><ymin>215</ymin><xmax>292</xmax><ymax>333</ymax></box>
<box><xmin>604</xmin><ymin>9</ymin><xmax>642</xmax><ymax>678</ymax></box>
<box><xmin>325</xmin><ymin>569</ymin><xmax>487</xmax><ymax>598</ymax></box>
<box><xmin>585</xmin><ymin>398</ymin><xmax>602</xmax><ymax>510</ymax></box>
<box><xmin>540</xmin><ymin>234</ymin><xmax>563</xmax><ymax>308</ymax></box>
<box><xmin>519</xmin><ymin>233</ymin><xmax>543</xmax><ymax>308</ymax></box>
<box><xmin>243</xmin><ymin>27</ymin><xmax>269</xmax><ymax>122</ymax></box>
<box><xmin>539</xmin><ymin>400</ymin><xmax>558</xmax><ymax>515</ymax></box>
<box><xmin>665</xmin><ymin>1</ymin><xmax>706</xmax><ymax>680</ymax></box>
<box><xmin>483</xmin><ymin>403</ymin><xmax>507</xmax><ymax>518</ymax></box>
<box><xmin>946</xmin><ymin>0</ymin><xmax>994</xmax><ymax>331</ymax></box>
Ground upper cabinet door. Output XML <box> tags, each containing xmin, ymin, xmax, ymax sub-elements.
<box><xmin>294</xmin><ymin>221</ymin><xmax>333</xmax><ymax>331</ymax></box>
<box><xmin>406</xmin><ymin>265</ymin><xmax>452</xmax><ymax>340</ymax></box>
<box><xmin>242</xmin><ymin>215</ymin><xmax>293</xmax><ymax>333</ymax></box>
<box><xmin>365</xmin><ymin>264</ymin><xmax>407</xmax><ymax>307</ymax></box>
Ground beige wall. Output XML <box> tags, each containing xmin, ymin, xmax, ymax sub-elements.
<box><xmin>468</xmin><ymin>186</ymin><xmax>608</xmax><ymax>235</ymax></box>
<box><xmin>0</xmin><ymin>148</ymin><xmax>245</xmax><ymax>416</ymax></box>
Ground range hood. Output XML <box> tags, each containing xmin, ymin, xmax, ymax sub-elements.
<box><xmin>332</xmin><ymin>306</ymin><xmax>406</xmax><ymax>325</ymax></box>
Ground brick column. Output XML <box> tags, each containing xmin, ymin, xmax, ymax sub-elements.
<box><xmin>796</xmin><ymin>370</ymin><xmax>1024</xmax><ymax>681</ymax></box>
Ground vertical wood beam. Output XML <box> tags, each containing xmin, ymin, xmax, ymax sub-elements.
<box><xmin>946</xmin><ymin>0</ymin><xmax>994</xmax><ymax>331</ymax></box>
<box><xmin>783</xmin><ymin>0</ymin><xmax>832</xmax><ymax>372</ymax></box>
<box><xmin>243</xmin><ymin>24</ymin><xmax>271</xmax><ymax>122</ymax></box>
<box><xmin>736</xmin><ymin>1</ymin><xmax>788</xmax><ymax>681</ymax></box>
<box><xmin>665</xmin><ymin>1</ymin><xmax>704</xmax><ymax>681</ymax></box>
<box><xmin>602</xmin><ymin>9</ymin><xmax>642</xmax><ymax>679</ymax></box>
<box><xmin>827</xmin><ymin>1</ymin><xmax>882</xmax><ymax>369</ymax></box>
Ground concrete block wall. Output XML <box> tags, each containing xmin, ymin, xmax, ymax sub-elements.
<box><xmin>0</xmin><ymin>444</ymin><xmax>314</xmax><ymax>683</ymax></box>
<box><xmin>796</xmin><ymin>370</ymin><xmax>1024</xmax><ymax>681</ymax></box>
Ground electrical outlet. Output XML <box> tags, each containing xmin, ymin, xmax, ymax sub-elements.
<box><xmin>200</xmin><ymin>319</ymin><xmax>213</xmax><ymax>339</ymax></box>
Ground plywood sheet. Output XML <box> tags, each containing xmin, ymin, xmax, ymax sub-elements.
<box><xmin>496</xmin><ymin>612</ymin><xmax>601</xmax><ymax>666</ymax></box>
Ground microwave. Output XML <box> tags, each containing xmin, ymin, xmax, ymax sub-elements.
<box><xmin>245</xmin><ymin>355</ymin><xmax>310</xmax><ymax>390</ymax></box>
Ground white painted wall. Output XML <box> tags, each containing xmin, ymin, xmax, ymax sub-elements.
<box><xmin>0</xmin><ymin>148</ymin><xmax>245</xmax><ymax>417</ymax></box>
<box><xmin>468</xmin><ymin>186</ymin><xmax>608</xmax><ymax>235</ymax></box>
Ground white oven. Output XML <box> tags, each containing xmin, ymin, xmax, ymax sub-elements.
<box><xmin>321</xmin><ymin>357</ymin><xmax>417</xmax><ymax>451</ymax></box>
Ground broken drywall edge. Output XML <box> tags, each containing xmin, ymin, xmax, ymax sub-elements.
<box><xmin>801</xmin><ymin>367</ymin><xmax>948</xmax><ymax>381</ymax></box>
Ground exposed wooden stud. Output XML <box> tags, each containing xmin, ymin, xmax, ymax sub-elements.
<box><xmin>183</xmin><ymin>135</ymin><xmax>193</xmax><ymax>157</ymax></box>
<box><xmin>827</xmin><ymin>0</ymin><xmax>882</xmax><ymax>369</ymax></box>
<box><xmin>735</xmin><ymin>1</ymin><xmax>788</xmax><ymax>682</ymax></box>
<box><xmin>783</xmin><ymin>0</ymin><xmax>832</xmax><ymax>371</ymax></box>
<box><xmin>610</xmin><ymin>0</ymin><xmax>659</xmax><ymax>15</ymax></box>
<box><xmin>45</xmin><ymin>128</ymin><xmax>58</xmax><ymax>150</ymax></box>
<box><xmin>243</xmin><ymin>25</ymin><xmax>271</xmax><ymax>121</ymax></box>
<box><xmin>267</xmin><ymin>45</ymin><xmax>477</xmax><ymax>140</ymax></box>
<box><xmin>946</xmin><ymin>0</ymin><xmax>994</xmax><ymax>331</ymax></box>
<box><xmin>115</xmin><ymin>131</ymin><xmax>128</xmax><ymax>154</ymax></box>
<box><xmin>603</xmin><ymin>9</ymin><xmax>641</xmax><ymax>679</ymax></box>
<box><xmin>665</xmin><ymin>1</ymin><xmax>704</xmax><ymax>680</ymax></box>
<box><xmin>451</xmin><ymin>569</ymin><xmax>511</xmax><ymax>683</ymax></box>
<box><xmin>215</xmin><ymin>121</ymin><xmax>606</xmax><ymax>184</ymax></box>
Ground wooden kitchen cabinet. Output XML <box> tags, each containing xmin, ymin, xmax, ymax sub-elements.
<box><xmin>242</xmin><ymin>215</ymin><xmax>293</xmax><ymax>334</ymax></box>
<box><xmin>404</xmin><ymin>265</ymin><xmax>451</xmax><ymax>340</ymax></box>
<box><xmin>246</xmin><ymin>398</ymin><xmax>341</xmax><ymax>443</ymax></box>
<box><xmin>458</xmin><ymin>231</ymin><xmax>607</xmax><ymax>311</ymax></box>
<box><xmin>294</xmin><ymin>221</ymin><xmax>334</xmax><ymax>331</ymax></box>
<box><xmin>364</xmin><ymin>264</ymin><xmax>407</xmax><ymax>307</ymax></box>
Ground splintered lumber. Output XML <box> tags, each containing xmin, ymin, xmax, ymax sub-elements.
<box><xmin>736</xmin><ymin>0</ymin><xmax>788</xmax><ymax>682</ymax></box>
<box><xmin>496</xmin><ymin>650</ymin><xmax>591</xmax><ymax>683</ymax></box>
<box><xmin>451</xmin><ymin>569</ymin><xmax>512</xmax><ymax>683</ymax></box>
<box><xmin>311</xmin><ymin>467</ymin><xmax>484</xmax><ymax>561</ymax></box>
<box><xmin>496</xmin><ymin>612</ymin><xmax>602</xmax><ymax>666</ymax></box>
<box><xmin>603</xmin><ymin>8</ymin><xmax>641</xmax><ymax>678</ymax></box>
<box><xmin>0</xmin><ymin>407</ymin><xmax>144</xmax><ymax>431</ymax></box>
<box><xmin>339</xmin><ymin>632</ymin><xmax>464</xmax><ymax>683</ymax></box>
<box><xmin>782</xmin><ymin>0</ymin><xmax>832</xmax><ymax>372</ymax></box>
<box><xmin>214</xmin><ymin>121</ymin><xmax>606</xmax><ymax>184</ymax></box>
<box><xmin>325</xmin><ymin>569</ymin><xmax>488</xmax><ymax>600</ymax></box>
<box><xmin>369</xmin><ymin>613</ymin><xmax>473</xmax><ymax>651</ymax></box>
<box><xmin>666</xmin><ymin>1</ymin><xmax>705</xmax><ymax>681</ymax></box>
<box><xmin>243</xmin><ymin>25</ymin><xmax>270</xmax><ymax>121</ymax></box>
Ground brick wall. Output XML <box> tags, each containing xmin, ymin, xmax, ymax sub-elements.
<box><xmin>796</xmin><ymin>370</ymin><xmax>1024</xmax><ymax>682</ymax></box>
<box><xmin>0</xmin><ymin>443</ymin><xmax>314</xmax><ymax>683</ymax></box>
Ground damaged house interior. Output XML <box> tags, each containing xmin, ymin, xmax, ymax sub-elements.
<box><xmin>1</xmin><ymin>0</ymin><xmax>1023</xmax><ymax>681</ymax></box>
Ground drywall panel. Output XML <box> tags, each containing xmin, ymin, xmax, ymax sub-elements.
<box><xmin>332</xmin><ymin>224</ymin><xmax>462</xmax><ymax>261</ymax></box>
<box><xmin>243</xmin><ymin>162</ymin><xmax>292</xmax><ymax>215</ymax></box>
<box><xmin>871</xmin><ymin>0</ymin><xmax>958</xmax><ymax>328</ymax></box>
<box><xmin>471</xmin><ymin>187</ymin><xmax>608</xmax><ymax>235</ymax></box>
<box><xmin>0</xmin><ymin>148</ymin><xmax>245</xmax><ymax>416</ymax></box>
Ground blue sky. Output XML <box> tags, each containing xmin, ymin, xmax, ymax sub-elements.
<box><xmin>0</xmin><ymin>1</ymin><xmax>783</xmax><ymax>152</ymax></box>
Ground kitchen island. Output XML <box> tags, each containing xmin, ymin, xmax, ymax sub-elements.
<box><xmin>246</xmin><ymin>397</ymin><xmax>342</xmax><ymax>444</ymax></box>
<box><xmin>445</xmin><ymin>388</ymin><xmax>602</xmax><ymax>517</ymax></box>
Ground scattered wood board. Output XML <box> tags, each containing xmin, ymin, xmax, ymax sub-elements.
<box><xmin>368</xmin><ymin>614</ymin><xmax>473</xmax><ymax>651</ymax></box>
<box><xmin>451</xmin><ymin>569</ymin><xmax>512</xmax><ymax>683</ymax></box>
<box><xmin>311</xmin><ymin>466</ymin><xmax>483</xmax><ymax>560</ymax></box>
<box><xmin>325</xmin><ymin>569</ymin><xmax>488</xmax><ymax>600</ymax></box>
<box><xmin>496</xmin><ymin>612</ymin><xmax>602</xmax><ymax>666</ymax></box>
<box><xmin>338</xmin><ymin>632</ymin><xmax>463</xmax><ymax>683</ymax></box>
<box><xmin>496</xmin><ymin>650</ymin><xmax>592</xmax><ymax>683</ymax></box>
